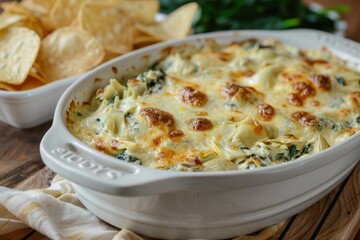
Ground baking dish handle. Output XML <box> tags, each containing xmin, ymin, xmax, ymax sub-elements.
<box><xmin>40</xmin><ymin>126</ymin><xmax>178</xmax><ymax>196</ymax></box>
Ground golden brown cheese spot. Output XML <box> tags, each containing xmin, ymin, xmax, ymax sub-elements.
<box><xmin>95</xmin><ymin>138</ymin><xmax>106</xmax><ymax>152</ymax></box>
<box><xmin>250</xmin><ymin>118</ymin><xmax>267</xmax><ymax>135</ymax></box>
<box><xmin>340</xmin><ymin>109</ymin><xmax>351</xmax><ymax>117</ymax></box>
<box><xmin>230</xmin><ymin>70</ymin><xmax>254</xmax><ymax>79</ymax></box>
<box><xmin>139</xmin><ymin>107</ymin><xmax>175</xmax><ymax>128</ymax></box>
<box><xmin>282</xmin><ymin>134</ymin><xmax>298</xmax><ymax>140</ymax></box>
<box><xmin>218</xmin><ymin>52</ymin><xmax>233</xmax><ymax>62</ymax></box>
<box><xmin>188</xmin><ymin>118</ymin><xmax>213</xmax><ymax>131</ymax></box>
<box><xmin>311</xmin><ymin>100</ymin><xmax>320</xmax><ymax>107</ymax></box>
<box><xmin>308</xmin><ymin>74</ymin><xmax>331</xmax><ymax>90</ymax></box>
<box><xmin>282</xmin><ymin>72</ymin><xmax>305</xmax><ymax>82</ymax></box>
<box><xmin>186</xmin><ymin>155</ymin><xmax>202</xmax><ymax>166</ymax></box>
<box><xmin>350</xmin><ymin>91</ymin><xmax>360</xmax><ymax>107</ymax></box>
<box><xmin>156</xmin><ymin>148</ymin><xmax>188</xmax><ymax>167</ymax></box>
<box><xmin>177</xmin><ymin>86</ymin><xmax>208</xmax><ymax>107</ymax></box>
<box><xmin>158</xmin><ymin>148</ymin><xmax>176</xmax><ymax>160</ymax></box>
<box><xmin>152</xmin><ymin>136</ymin><xmax>162</xmax><ymax>146</ymax></box>
<box><xmin>221</xmin><ymin>82</ymin><xmax>256</xmax><ymax>102</ymax></box>
<box><xmin>110</xmin><ymin>139</ymin><xmax>120</xmax><ymax>150</ymax></box>
<box><xmin>127</xmin><ymin>78</ymin><xmax>140</xmax><ymax>86</ymax></box>
<box><xmin>228</xmin><ymin>116</ymin><xmax>236</xmax><ymax>122</ymax></box>
<box><xmin>293</xmin><ymin>81</ymin><xmax>316</xmax><ymax>98</ymax></box>
<box><xmin>195</xmin><ymin>111</ymin><xmax>208</xmax><ymax>116</ymax></box>
<box><xmin>95</xmin><ymin>88</ymin><xmax>104</xmax><ymax>95</ymax></box>
<box><xmin>168</xmin><ymin>129</ymin><xmax>184</xmax><ymax>141</ymax></box>
<box><xmin>303</xmin><ymin>58</ymin><xmax>328</xmax><ymax>66</ymax></box>
<box><xmin>221</xmin><ymin>82</ymin><xmax>241</xmax><ymax>99</ymax></box>
<box><xmin>292</xmin><ymin>111</ymin><xmax>317</xmax><ymax>127</ymax></box>
<box><xmin>287</xmin><ymin>93</ymin><xmax>303</xmax><ymax>107</ymax></box>
<box><xmin>258</xmin><ymin>103</ymin><xmax>275</xmax><ymax>121</ymax></box>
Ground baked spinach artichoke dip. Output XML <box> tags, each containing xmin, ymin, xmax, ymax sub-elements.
<box><xmin>67</xmin><ymin>39</ymin><xmax>360</xmax><ymax>172</ymax></box>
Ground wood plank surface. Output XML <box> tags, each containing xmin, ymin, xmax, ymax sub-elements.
<box><xmin>0</xmin><ymin>121</ymin><xmax>52</xmax><ymax>188</ymax></box>
<box><xmin>271</xmin><ymin>163</ymin><xmax>360</xmax><ymax>240</ymax></box>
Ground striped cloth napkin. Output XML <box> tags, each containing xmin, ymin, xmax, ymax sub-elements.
<box><xmin>0</xmin><ymin>175</ymin><xmax>284</xmax><ymax>240</ymax></box>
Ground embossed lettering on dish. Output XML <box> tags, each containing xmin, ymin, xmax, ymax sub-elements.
<box><xmin>51</xmin><ymin>147</ymin><xmax>118</xmax><ymax>179</ymax></box>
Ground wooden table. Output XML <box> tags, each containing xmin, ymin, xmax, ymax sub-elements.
<box><xmin>0</xmin><ymin>120</ymin><xmax>359</xmax><ymax>240</ymax></box>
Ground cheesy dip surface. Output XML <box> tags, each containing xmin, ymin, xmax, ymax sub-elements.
<box><xmin>67</xmin><ymin>39</ymin><xmax>360</xmax><ymax>172</ymax></box>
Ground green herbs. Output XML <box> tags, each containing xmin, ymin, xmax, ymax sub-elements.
<box><xmin>301</xmin><ymin>143</ymin><xmax>312</xmax><ymax>155</ymax></box>
<box><xmin>317</xmin><ymin>117</ymin><xmax>332</xmax><ymax>131</ymax></box>
<box><xmin>107</xmin><ymin>96</ymin><xmax>116</xmax><ymax>105</ymax></box>
<box><xmin>275</xmin><ymin>153</ymin><xmax>285</xmax><ymax>160</ymax></box>
<box><xmin>240</xmin><ymin>146</ymin><xmax>250</xmax><ymax>150</ymax></box>
<box><xmin>114</xmin><ymin>150</ymin><xmax>142</xmax><ymax>165</ymax></box>
<box><xmin>287</xmin><ymin>145</ymin><xmax>297</xmax><ymax>159</ymax></box>
<box><xmin>136</xmin><ymin>69</ymin><xmax>166</xmax><ymax>94</ymax></box>
<box><xmin>224</xmin><ymin>100</ymin><xmax>237</xmax><ymax>109</ymax></box>
<box><xmin>336</xmin><ymin>77</ymin><xmax>346</xmax><ymax>86</ymax></box>
<box><xmin>160</xmin><ymin>0</ymin><xmax>348</xmax><ymax>34</ymax></box>
<box><xmin>331</xmin><ymin>121</ymin><xmax>351</xmax><ymax>132</ymax></box>
<box><xmin>170</xmin><ymin>162</ymin><xmax>202</xmax><ymax>171</ymax></box>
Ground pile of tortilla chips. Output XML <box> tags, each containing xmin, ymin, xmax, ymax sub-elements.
<box><xmin>0</xmin><ymin>0</ymin><xmax>198</xmax><ymax>91</ymax></box>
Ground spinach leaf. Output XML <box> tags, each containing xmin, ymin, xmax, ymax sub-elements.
<box><xmin>114</xmin><ymin>150</ymin><xmax>142</xmax><ymax>165</ymax></box>
<box><xmin>288</xmin><ymin>144</ymin><xmax>297</xmax><ymax>159</ymax></box>
<box><xmin>336</xmin><ymin>77</ymin><xmax>346</xmax><ymax>86</ymax></box>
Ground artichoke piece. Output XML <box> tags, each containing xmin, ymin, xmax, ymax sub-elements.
<box><xmin>247</xmin><ymin>65</ymin><xmax>280</xmax><ymax>91</ymax></box>
<box><xmin>164</xmin><ymin>53</ymin><xmax>196</xmax><ymax>76</ymax></box>
<box><xmin>312</xmin><ymin>134</ymin><xmax>330</xmax><ymax>153</ymax></box>
<box><xmin>104</xmin><ymin>109</ymin><xmax>126</xmax><ymax>137</ymax></box>
<box><xmin>252</xmin><ymin>135</ymin><xmax>306</xmax><ymax>162</ymax></box>
<box><xmin>126</xmin><ymin>79</ymin><xmax>147</xmax><ymax>99</ymax></box>
<box><xmin>104</xmin><ymin>79</ymin><xmax>124</xmax><ymax>101</ymax></box>
<box><xmin>203</xmin><ymin>158</ymin><xmax>237</xmax><ymax>172</ymax></box>
<box><xmin>136</xmin><ymin>69</ymin><xmax>166</xmax><ymax>94</ymax></box>
<box><xmin>232</xmin><ymin>116</ymin><xmax>268</xmax><ymax>148</ymax></box>
<box><xmin>211</xmin><ymin>122</ymin><xmax>246</xmax><ymax>161</ymax></box>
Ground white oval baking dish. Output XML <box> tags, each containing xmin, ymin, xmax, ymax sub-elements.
<box><xmin>0</xmin><ymin>75</ymin><xmax>78</xmax><ymax>128</ymax></box>
<box><xmin>40</xmin><ymin>29</ymin><xmax>360</xmax><ymax>239</ymax></box>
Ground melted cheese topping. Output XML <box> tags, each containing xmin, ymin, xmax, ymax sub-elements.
<box><xmin>67</xmin><ymin>39</ymin><xmax>360</xmax><ymax>171</ymax></box>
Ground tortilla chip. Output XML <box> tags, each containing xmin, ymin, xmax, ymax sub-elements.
<box><xmin>135</xmin><ymin>2</ymin><xmax>197</xmax><ymax>41</ymax></box>
<box><xmin>0</xmin><ymin>14</ymin><xmax>25</xmax><ymax>31</ymax></box>
<box><xmin>0</xmin><ymin>2</ymin><xmax>46</xmax><ymax>38</ymax></box>
<box><xmin>50</xmin><ymin>0</ymin><xmax>84</xmax><ymax>28</ymax></box>
<box><xmin>80</xmin><ymin>3</ymin><xmax>134</xmax><ymax>54</ymax></box>
<box><xmin>0</xmin><ymin>26</ymin><xmax>41</xmax><ymax>85</ymax></box>
<box><xmin>21</xmin><ymin>0</ymin><xmax>56</xmax><ymax>15</ymax></box>
<box><xmin>133</xmin><ymin>29</ymin><xmax>160</xmax><ymax>45</ymax></box>
<box><xmin>37</xmin><ymin>27</ymin><xmax>105</xmax><ymax>81</ymax></box>
<box><xmin>117</xmin><ymin>0</ymin><xmax>159</xmax><ymax>25</ymax></box>
<box><xmin>0</xmin><ymin>82</ymin><xmax>17</xmax><ymax>91</ymax></box>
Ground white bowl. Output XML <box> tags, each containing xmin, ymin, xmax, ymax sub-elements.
<box><xmin>0</xmin><ymin>75</ymin><xmax>78</xmax><ymax>128</ymax></box>
<box><xmin>40</xmin><ymin>29</ymin><xmax>360</xmax><ymax>239</ymax></box>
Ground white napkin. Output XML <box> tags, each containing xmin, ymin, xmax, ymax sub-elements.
<box><xmin>0</xmin><ymin>175</ymin><xmax>283</xmax><ymax>240</ymax></box>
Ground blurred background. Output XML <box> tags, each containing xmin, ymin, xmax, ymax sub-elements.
<box><xmin>305</xmin><ymin>0</ymin><xmax>360</xmax><ymax>41</ymax></box>
<box><xmin>1</xmin><ymin>0</ymin><xmax>359</xmax><ymax>41</ymax></box>
<box><xmin>160</xmin><ymin>0</ymin><xmax>360</xmax><ymax>42</ymax></box>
